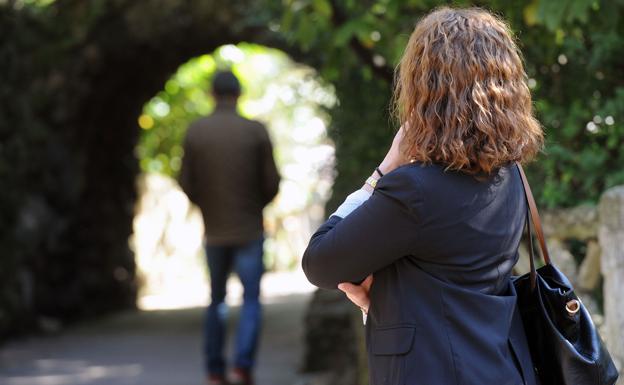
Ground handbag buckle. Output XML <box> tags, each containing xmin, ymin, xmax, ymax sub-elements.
<box><xmin>565</xmin><ymin>299</ymin><xmax>580</xmax><ymax>316</ymax></box>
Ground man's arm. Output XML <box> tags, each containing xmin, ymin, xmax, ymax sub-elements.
<box><xmin>258</xmin><ymin>124</ymin><xmax>280</xmax><ymax>206</ymax></box>
<box><xmin>179</xmin><ymin>130</ymin><xmax>196</xmax><ymax>203</ymax></box>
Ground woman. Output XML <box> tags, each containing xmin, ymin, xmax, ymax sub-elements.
<box><xmin>302</xmin><ymin>7</ymin><xmax>544</xmax><ymax>385</ymax></box>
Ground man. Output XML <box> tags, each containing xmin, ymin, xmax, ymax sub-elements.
<box><xmin>179</xmin><ymin>70</ymin><xmax>280</xmax><ymax>385</ymax></box>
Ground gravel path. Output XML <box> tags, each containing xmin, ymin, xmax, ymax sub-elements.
<box><xmin>0</xmin><ymin>291</ymin><xmax>314</xmax><ymax>385</ymax></box>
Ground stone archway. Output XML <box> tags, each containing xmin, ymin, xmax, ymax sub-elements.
<box><xmin>1</xmin><ymin>0</ymin><xmax>310</xmax><ymax>336</ymax></box>
<box><xmin>132</xmin><ymin>43</ymin><xmax>336</xmax><ymax>309</ymax></box>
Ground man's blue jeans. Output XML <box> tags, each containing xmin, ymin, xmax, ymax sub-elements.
<box><xmin>204</xmin><ymin>236</ymin><xmax>264</xmax><ymax>376</ymax></box>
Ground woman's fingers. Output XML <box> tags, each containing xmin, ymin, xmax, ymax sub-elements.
<box><xmin>345</xmin><ymin>290</ymin><xmax>369</xmax><ymax>311</ymax></box>
<box><xmin>337</xmin><ymin>282</ymin><xmax>361</xmax><ymax>299</ymax></box>
<box><xmin>338</xmin><ymin>278</ymin><xmax>372</xmax><ymax>312</ymax></box>
<box><xmin>379</xmin><ymin>125</ymin><xmax>410</xmax><ymax>173</ymax></box>
<box><xmin>361</xmin><ymin>274</ymin><xmax>373</xmax><ymax>291</ymax></box>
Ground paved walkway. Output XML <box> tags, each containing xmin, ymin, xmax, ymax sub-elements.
<box><xmin>0</xmin><ymin>275</ymin><xmax>316</xmax><ymax>385</ymax></box>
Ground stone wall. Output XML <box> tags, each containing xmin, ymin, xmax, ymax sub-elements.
<box><xmin>522</xmin><ymin>192</ymin><xmax>623</xmax><ymax>381</ymax></box>
<box><xmin>302</xmin><ymin>289</ymin><xmax>362</xmax><ymax>385</ymax></box>
<box><xmin>526</xmin><ymin>204</ymin><xmax>603</xmax><ymax>314</ymax></box>
<box><xmin>598</xmin><ymin>186</ymin><xmax>624</xmax><ymax>382</ymax></box>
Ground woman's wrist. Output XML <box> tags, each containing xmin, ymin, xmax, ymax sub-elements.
<box><xmin>377</xmin><ymin>160</ymin><xmax>397</xmax><ymax>175</ymax></box>
<box><xmin>361</xmin><ymin>169</ymin><xmax>381</xmax><ymax>193</ymax></box>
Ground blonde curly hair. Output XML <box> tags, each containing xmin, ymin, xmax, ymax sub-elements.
<box><xmin>393</xmin><ymin>7</ymin><xmax>543</xmax><ymax>175</ymax></box>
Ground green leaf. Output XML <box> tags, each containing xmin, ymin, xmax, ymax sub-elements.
<box><xmin>566</xmin><ymin>0</ymin><xmax>594</xmax><ymax>24</ymax></box>
<box><xmin>296</xmin><ymin>15</ymin><xmax>316</xmax><ymax>51</ymax></box>
<box><xmin>537</xmin><ymin>0</ymin><xmax>569</xmax><ymax>31</ymax></box>
<box><xmin>312</xmin><ymin>0</ymin><xmax>332</xmax><ymax>19</ymax></box>
<box><xmin>334</xmin><ymin>20</ymin><xmax>360</xmax><ymax>46</ymax></box>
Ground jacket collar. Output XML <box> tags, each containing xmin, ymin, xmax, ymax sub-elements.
<box><xmin>215</xmin><ymin>99</ymin><xmax>238</xmax><ymax>111</ymax></box>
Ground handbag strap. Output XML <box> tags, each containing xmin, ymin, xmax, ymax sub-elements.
<box><xmin>515</xmin><ymin>162</ymin><xmax>551</xmax><ymax>289</ymax></box>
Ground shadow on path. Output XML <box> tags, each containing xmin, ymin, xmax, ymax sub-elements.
<box><xmin>0</xmin><ymin>293</ymin><xmax>312</xmax><ymax>385</ymax></box>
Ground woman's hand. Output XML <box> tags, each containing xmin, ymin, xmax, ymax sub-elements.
<box><xmin>337</xmin><ymin>274</ymin><xmax>373</xmax><ymax>313</ymax></box>
<box><xmin>378</xmin><ymin>125</ymin><xmax>410</xmax><ymax>175</ymax></box>
<box><xmin>341</xmin><ymin>127</ymin><xmax>405</xmax><ymax>307</ymax></box>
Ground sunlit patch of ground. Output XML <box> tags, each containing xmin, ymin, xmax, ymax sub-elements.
<box><xmin>132</xmin><ymin>173</ymin><xmax>320</xmax><ymax>311</ymax></box>
<box><xmin>139</xmin><ymin>269</ymin><xmax>317</xmax><ymax>310</ymax></box>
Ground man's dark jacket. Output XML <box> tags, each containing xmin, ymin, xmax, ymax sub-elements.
<box><xmin>303</xmin><ymin>163</ymin><xmax>538</xmax><ymax>385</ymax></box>
<box><xmin>179</xmin><ymin>101</ymin><xmax>280</xmax><ymax>245</ymax></box>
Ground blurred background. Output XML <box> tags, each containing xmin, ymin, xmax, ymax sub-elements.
<box><xmin>0</xmin><ymin>0</ymin><xmax>623</xmax><ymax>384</ymax></box>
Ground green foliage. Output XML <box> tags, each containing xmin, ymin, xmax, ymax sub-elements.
<box><xmin>520</xmin><ymin>0</ymin><xmax>624</xmax><ymax>206</ymax></box>
<box><xmin>280</xmin><ymin>0</ymin><xmax>624</xmax><ymax>208</ymax></box>
<box><xmin>136</xmin><ymin>43</ymin><xmax>335</xmax><ymax>177</ymax></box>
<box><xmin>136</xmin><ymin>53</ymin><xmax>217</xmax><ymax>176</ymax></box>
<box><xmin>1</xmin><ymin>1</ymin><xmax>143</xmax><ymax>339</ymax></box>
<box><xmin>325</xmin><ymin>72</ymin><xmax>394</xmax><ymax>212</ymax></box>
<box><xmin>11</xmin><ymin>0</ymin><xmax>57</xmax><ymax>9</ymax></box>
<box><xmin>0</xmin><ymin>3</ymin><xmax>54</xmax><ymax>337</ymax></box>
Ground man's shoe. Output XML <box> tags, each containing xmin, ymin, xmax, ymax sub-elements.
<box><xmin>206</xmin><ymin>374</ymin><xmax>228</xmax><ymax>385</ymax></box>
<box><xmin>229</xmin><ymin>367</ymin><xmax>254</xmax><ymax>385</ymax></box>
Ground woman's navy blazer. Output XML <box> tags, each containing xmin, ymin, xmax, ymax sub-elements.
<box><xmin>302</xmin><ymin>162</ymin><xmax>538</xmax><ymax>385</ymax></box>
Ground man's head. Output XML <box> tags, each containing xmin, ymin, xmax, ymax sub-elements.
<box><xmin>212</xmin><ymin>70</ymin><xmax>241</xmax><ymax>101</ymax></box>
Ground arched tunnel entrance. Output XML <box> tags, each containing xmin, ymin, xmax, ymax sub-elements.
<box><xmin>131</xmin><ymin>43</ymin><xmax>337</xmax><ymax>310</ymax></box>
<box><xmin>0</xmin><ymin>43</ymin><xmax>341</xmax><ymax>384</ymax></box>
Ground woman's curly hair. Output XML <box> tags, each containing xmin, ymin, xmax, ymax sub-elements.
<box><xmin>393</xmin><ymin>7</ymin><xmax>543</xmax><ymax>175</ymax></box>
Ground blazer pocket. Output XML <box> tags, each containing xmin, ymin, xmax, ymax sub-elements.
<box><xmin>370</xmin><ymin>326</ymin><xmax>416</xmax><ymax>385</ymax></box>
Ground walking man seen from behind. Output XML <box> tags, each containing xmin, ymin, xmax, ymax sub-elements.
<box><xmin>179</xmin><ymin>70</ymin><xmax>281</xmax><ymax>385</ymax></box>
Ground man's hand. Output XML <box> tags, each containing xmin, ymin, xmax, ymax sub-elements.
<box><xmin>337</xmin><ymin>274</ymin><xmax>373</xmax><ymax>313</ymax></box>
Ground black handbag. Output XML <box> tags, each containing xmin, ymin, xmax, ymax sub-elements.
<box><xmin>513</xmin><ymin>163</ymin><xmax>619</xmax><ymax>385</ymax></box>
